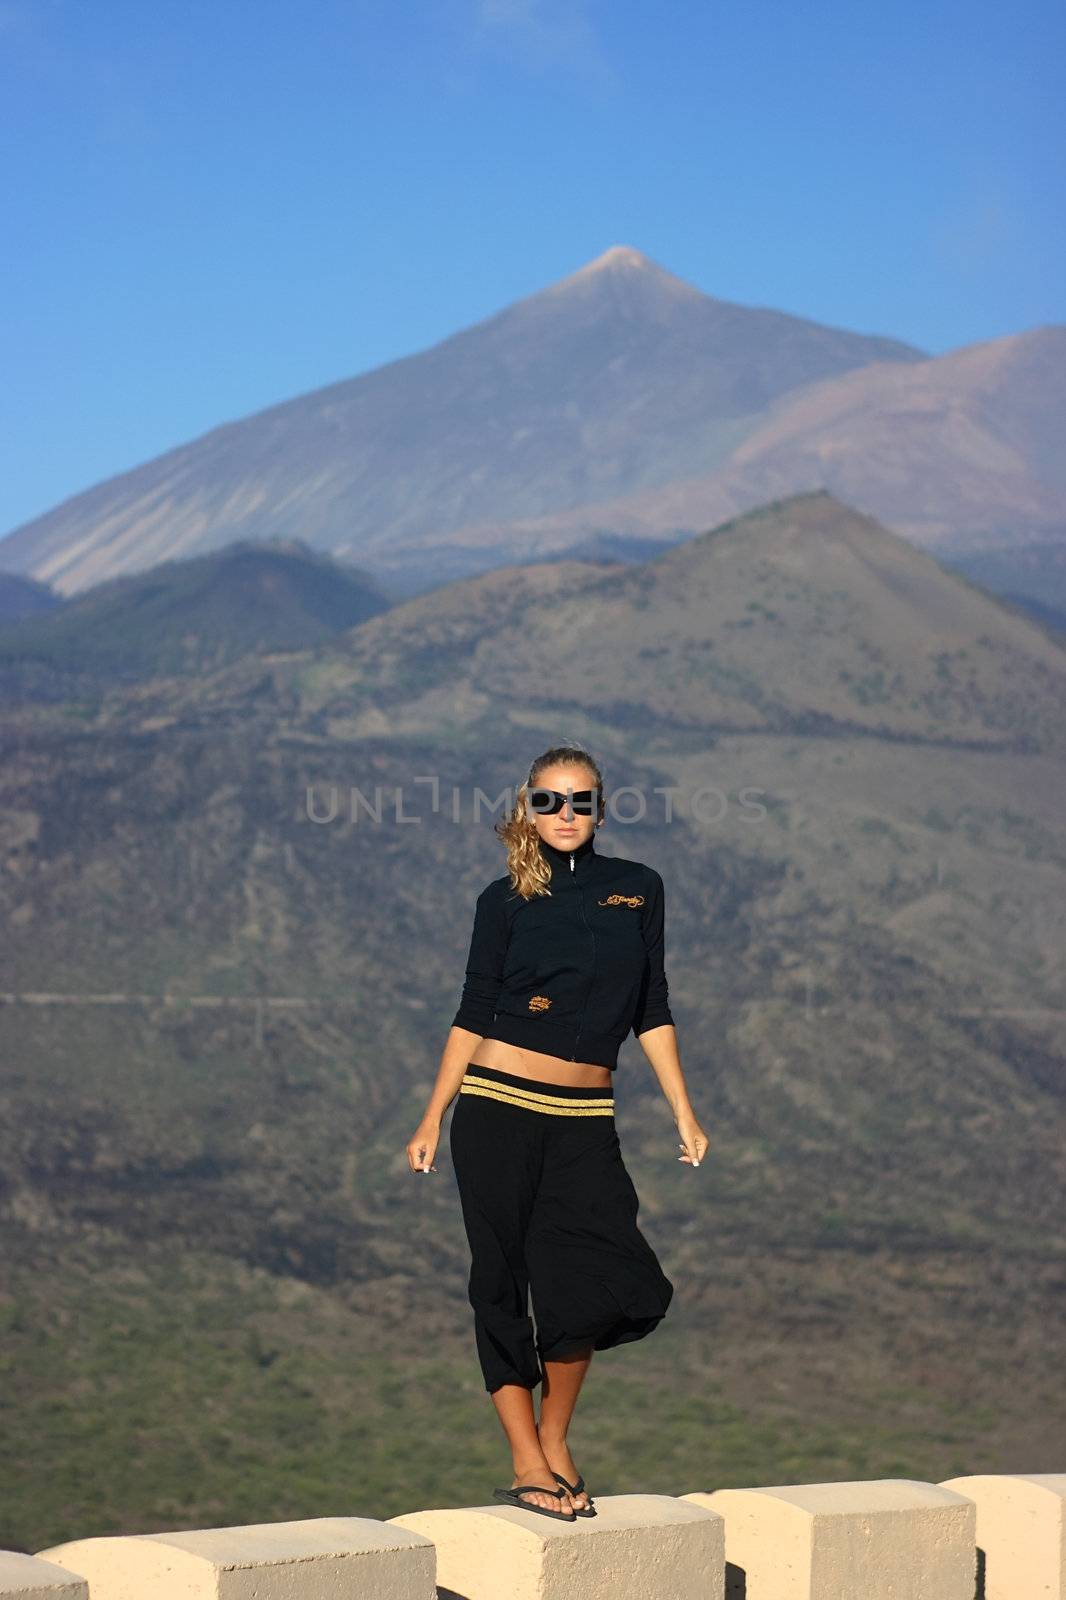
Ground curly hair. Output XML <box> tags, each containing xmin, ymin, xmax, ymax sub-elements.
<box><xmin>495</xmin><ymin>742</ymin><xmax>606</xmax><ymax>899</ymax></box>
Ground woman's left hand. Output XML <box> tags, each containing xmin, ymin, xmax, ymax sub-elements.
<box><xmin>675</xmin><ymin>1109</ymin><xmax>710</xmax><ymax>1168</ymax></box>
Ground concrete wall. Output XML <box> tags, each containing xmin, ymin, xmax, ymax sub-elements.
<box><xmin>2</xmin><ymin>1472</ymin><xmax>1061</xmax><ymax>1598</ymax></box>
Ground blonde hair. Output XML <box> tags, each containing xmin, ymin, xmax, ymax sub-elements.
<box><xmin>495</xmin><ymin>743</ymin><xmax>606</xmax><ymax>899</ymax></box>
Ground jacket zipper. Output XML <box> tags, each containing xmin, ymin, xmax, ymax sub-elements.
<box><xmin>571</xmin><ymin>855</ymin><xmax>595</xmax><ymax>1060</ymax></box>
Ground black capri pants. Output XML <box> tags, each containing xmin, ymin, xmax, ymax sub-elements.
<box><xmin>449</xmin><ymin>1063</ymin><xmax>674</xmax><ymax>1394</ymax></box>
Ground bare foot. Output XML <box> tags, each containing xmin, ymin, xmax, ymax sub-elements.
<box><xmin>509</xmin><ymin>1460</ymin><xmax>572</xmax><ymax>1515</ymax></box>
<box><xmin>536</xmin><ymin>1431</ymin><xmax>591</xmax><ymax>1512</ymax></box>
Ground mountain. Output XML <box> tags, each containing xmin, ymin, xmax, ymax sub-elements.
<box><xmin>7</xmin><ymin>498</ymin><xmax>1064</xmax><ymax>1245</ymax></box>
<box><xmin>0</xmin><ymin>539</ymin><xmax>392</xmax><ymax>694</ymax></box>
<box><xmin>0</xmin><ymin>572</ymin><xmax>62</xmax><ymax>624</ymax></box>
<box><xmin>2</xmin><ymin>490</ymin><xmax>1064</xmax><ymax>1546</ymax></box>
<box><xmin>432</xmin><ymin>324</ymin><xmax>1066</xmax><ymax>570</ymax></box>
<box><xmin>236</xmin><ymin>487</ymin><xmax>1064</xmax><ymax>757</ymax></box>
<box><xmin>0</xmin><ymin>246</ymin><xmax>926</xmax><ymax>596</ymax></box>
<box><xmin>945</xmin><ymin>537</ymin><xmax>1066</xmax><ymax>620</ymax></box>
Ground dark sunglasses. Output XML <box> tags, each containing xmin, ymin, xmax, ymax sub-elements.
<box><xmin>527</xmin><ymin>787</ymin><xmax>601</xmax><ymax>816</ymax></box>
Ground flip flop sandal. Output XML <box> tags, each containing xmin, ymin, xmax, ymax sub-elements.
<box><xmin>493</xmin><ymin>1483</ymin><xmax>576</xmax><ymax>1521</ymax></box>
<box><xmin>551</xmin><ymin>1470</ymin><xmax>597</xmax><ymax>1516</ymax></box>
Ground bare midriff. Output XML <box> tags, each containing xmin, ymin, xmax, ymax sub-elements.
<box><xmin>467</xmin><ymin>1036</ymin><xmax>613</xmax><ymax>1089</ymax></box>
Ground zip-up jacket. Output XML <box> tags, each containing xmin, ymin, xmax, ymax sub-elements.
<box><xmin>451</xmin><ymin>832</ymin><xmax>674</xmax><ymax>1070</ymax></box>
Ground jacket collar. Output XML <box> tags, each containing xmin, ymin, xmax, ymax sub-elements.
<box><xmin>539</xmin><ymin>830</ymin><xmax>598</xmax><ymax>883</ymax></box>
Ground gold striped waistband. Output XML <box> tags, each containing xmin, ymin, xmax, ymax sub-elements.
<box><xmin>459</xmin><ymin>1071</ymin><xmax>615</xmax><ymax>1117</ymax></box>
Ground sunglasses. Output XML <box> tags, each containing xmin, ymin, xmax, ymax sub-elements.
<box><xmin>527</xmin><ymin>787</ymin><xmax>601</xmax><ymax>816</ymax></box>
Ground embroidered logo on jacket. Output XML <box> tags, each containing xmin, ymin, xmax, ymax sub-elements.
<box><xmin>597</xmin><ymin>893</ymin><xmax>645</xmax><ymax>907</ymax></box>
<box><xmin>528</xmin><ymin>994</ymin><xmax>552</xmax><ymax>1012</ymax></box>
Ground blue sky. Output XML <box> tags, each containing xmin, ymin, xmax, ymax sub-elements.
<box><xmin>1</xmin><ymin>0</ymin><xmax>1063</xmax><ymax>539</ymax></box>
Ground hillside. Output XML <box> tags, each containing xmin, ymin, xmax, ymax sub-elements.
<box><xmin>0</xmin><ymin>572</ymin><xmax>61</xmax><ymax>624</ymax></box>
<box><xmin>280</xmin><ymin>488</ymin><xmax>1066</xmax><ymax>756</ymax></box>
<box><xmin>0</xmin><ymin>539</ymin><xmax>392</xmax><ymax>695</ymax></box>
<box><xmin>430</xmin><ymin>324</ymin><xmax>1066</xmax><ymax>573</ymax></box>
<box><xmin>1</xmin><ymin>489</ymin><xmax>1064</xmax><ymax>1547</ymax></box>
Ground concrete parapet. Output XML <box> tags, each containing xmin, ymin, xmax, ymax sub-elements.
<box><xmin>940</xmin><ymin>1473</ymin><xmax>1066</xmax><ymax>1600</ymax></box>
<box><xmin>681</xmin><ymin>1478</ymin><xmax>976</xmax><ymax>1598</ymax></box>
<box><xmin>17</xmin><ymin>1471</ymin><xmax>1066</xmax><ymax>1599</ymax></box>
<box><xmin>389</xmin><ymin>1492</ymin><xmax>724</xmax><ymax>1599</ymax></box>
<box><xmin>35</xmin><ymin>1517</ymin><xmax>435</xmax><ymax>1599</ymax></box>
<box><xmin>0</xmin><ymin>1552</ymin><xmax>88</xmax><ymax>1600</ymax></box>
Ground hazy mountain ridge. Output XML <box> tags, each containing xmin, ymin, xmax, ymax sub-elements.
<box><xmin>0</xmin><ymin>539</ymin><xmax>392</xmax><ymax>697</ymax></box>
<box><xmin>0</xmin><ymin>571</ymin><xmax>62</xmax><ymax>624</ymax></box>
<box><xmin>393</xmin><ymin>324</ymin><xmax>1066</xmax><ymax>576</ymax></box>
<box><xmin>209</xmin><ymin>491</ymin><xmax>1065</xmax><ymax>759</ymax></box>
<box><xmin>945</xmin><ymin>539</ymin><xmax>1066</xmax><ymax>620</ymax></box>
<box><xmin>0</xmin><ymin>247</ymin><xmax>929</xmax><ymax>595</ymax></box>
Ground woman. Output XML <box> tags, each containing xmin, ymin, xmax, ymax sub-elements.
<box><xmin>406</xmin><ymin>743</ymin><xmax>709</xmax><ymax>1522</ymax></box>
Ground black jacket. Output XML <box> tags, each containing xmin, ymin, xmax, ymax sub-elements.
<box><xmin>451</xmin><ymin>832</ymin><xmax>674</xmax><ymax>1070</ymax></box>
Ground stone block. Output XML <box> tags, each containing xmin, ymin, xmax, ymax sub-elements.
<box><xmin>390</xmin><ymin>1492</ymin><xmax>723</xmax><ymax>1599</ymax></box>
<box><xmin>37</xmin><ymin>1516</ymin><xmax>435</xmax><ymax>1599</ymax></box>
<box><xmin>0</xmin><ymin>1551</ymin><xmax>88</xmax><ymax>1599</ymax></box>
<box><xmin>681</xmin><ymin>1478</ymin><xmax>976</xmax><ymax>1598</ymax></box>
<box><xmin>940</xmin><ymin>1473</ymin><xmax>1066</xmax><ymax>1600</ymax></box>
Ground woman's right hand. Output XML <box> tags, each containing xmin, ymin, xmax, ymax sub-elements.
<box><xmin>406</xmin><ymin>1117</ymin><xmax>440</xmax><ymax>1174</ymax></box>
